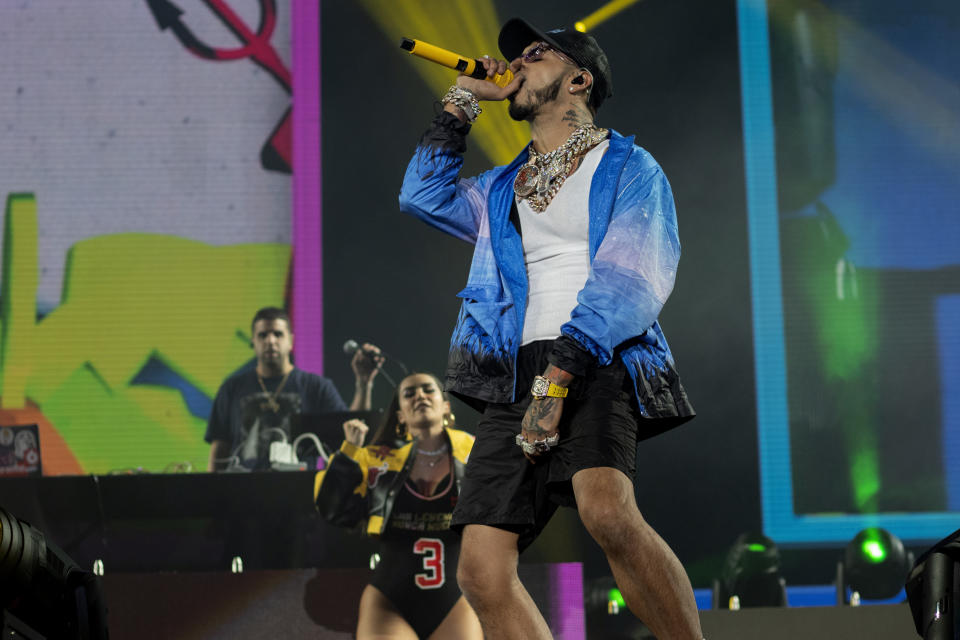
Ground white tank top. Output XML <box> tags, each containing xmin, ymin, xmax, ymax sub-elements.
<box><xmin>518</xmin><ymin>139</ymin><xmax>609</xmax><ymax>345</ymax></box>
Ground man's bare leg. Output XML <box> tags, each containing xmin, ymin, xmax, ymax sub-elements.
<box><xmin>573</xmin><ymin>467</ymin><xmax>703</xmax><ymax>640</ymax></box>
<box><xmin>457</xmin><ymin>524</ymin><xmax>553</xmax><ymax>640</ymax></box>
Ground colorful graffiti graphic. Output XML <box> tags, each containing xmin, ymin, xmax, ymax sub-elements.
<box><xmin>146</xmin><ymin>0</ymin><xmax>293</xmax><ymax>173</ymax></box>
<box><xmin>0</xmin><ymin>194</ymin><xmax>289</xmax><ymax>474</ymax></box>
<box><xmin>0</xmin><ymin>1</ymin><xmax>295</xmax><ymax>474</ymax></box>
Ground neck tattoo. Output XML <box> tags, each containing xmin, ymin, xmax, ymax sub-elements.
<box><xmin>513</xmin><ymin>123</ymin><xmax>608</xmax><ymax>213</ymax></box>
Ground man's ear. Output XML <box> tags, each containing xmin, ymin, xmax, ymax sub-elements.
<box><xmin>570</xmin><ymin>69</ymin><xmax>594</xmax><ymax>92</ymax></box>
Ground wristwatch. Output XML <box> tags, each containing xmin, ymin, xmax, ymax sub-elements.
<box><xmin>530</xmin><ymin>375</ymin><xmax>569</xmax><ymax>399</ymax></box>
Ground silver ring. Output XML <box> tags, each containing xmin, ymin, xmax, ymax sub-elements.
<box><xmin>515</xmin><ymin>433</ymin><xmax>560</xmax><ymax>455</ymax></box>
<box><xmin>516</xmin><ymin>434</ymin><xmax>536</xmax><ymax>454</ymax></box>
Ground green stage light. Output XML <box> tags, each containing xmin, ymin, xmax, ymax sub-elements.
<box><xmin>747</xmin><ymin>543</ymin><xmax>767</xmax><ymax>552</ymax></box>
<box><xmin>862</xmin><ymin>538</ymin><xmax>887</xmax><ymax>563</ymax></box>
<box><xmin>837</xmin><ymin>527</ymin><xmax>912</xmax><ymax>604</ymax></box>
<box><xmin>608</xmin><ymin>587</ymin><xmax>626</xmax><ymax>609</ymax></box>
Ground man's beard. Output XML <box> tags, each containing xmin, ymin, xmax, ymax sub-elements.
<box><xmin>508</xmin><ymin>76</ymin><xmax>564</xmax><ymax>121</ymax></box>
<box><xmin>258</xmin><ymin>352</ymin><xmax>285</xmax><ymax>372</ymax></box>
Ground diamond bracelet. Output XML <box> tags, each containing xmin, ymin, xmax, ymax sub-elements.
<box><xmin>441</xmin><ymin>85</ymin><xmax>482</xmax><ymax>122</ymax></box>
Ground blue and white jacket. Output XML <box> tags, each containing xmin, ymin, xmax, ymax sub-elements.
<box><xmin>399</xmin><ymin>114</ymin><xmax>693</xmax><ymax>439</ymax></box>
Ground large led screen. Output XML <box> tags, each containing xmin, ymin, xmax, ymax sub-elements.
<box><xmin>739</xmin><ymin>0</ymin><xmax>960</xmax><ymax>543</ymax></box>
<box><xmin>0</xmin><ymin>1</ymin><xmax>295</xmax><ymax>474</ymax></box>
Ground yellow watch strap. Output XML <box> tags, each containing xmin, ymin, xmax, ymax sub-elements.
<box><xmin>546</xmin><ymin>381</ymin><xmax>569</xmax><ymax>398</ymax></box>
<box><xmin>532</xmin><ymin>375</ymin><xmax>569</xmax><ymax>398</ymax></box>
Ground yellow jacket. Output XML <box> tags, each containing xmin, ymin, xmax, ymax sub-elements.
<box><xmin>314</xmin><ymin>427</ymin><xmax>474</xmax><ymax>536</ymax></box>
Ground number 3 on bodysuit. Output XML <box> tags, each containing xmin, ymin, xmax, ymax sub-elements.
<box><xmin>413</xmin><ymin>538</ymin><xmax>445</xmax><ymax>589</ymax></box>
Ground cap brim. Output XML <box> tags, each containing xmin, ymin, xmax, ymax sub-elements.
<box><xmin>498</xmin><ymin>18</ymin><xmax>564</xmax><ymax>62</ymax></box>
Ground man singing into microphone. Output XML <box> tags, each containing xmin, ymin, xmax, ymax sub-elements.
<box><xmin>205</xmin><ymin>307</ymin><xmax>382</xmax><ymax>471</ymax></box>
<box><xmin>399</xmin><ymin>18</ymin><xmax>702</xmax><ymax>639</ymax></box>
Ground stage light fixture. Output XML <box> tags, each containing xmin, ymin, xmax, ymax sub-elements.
<box><xmin>712</xmin><ymin>532</ymin><xmax>787</xmax><ymax>608</ymax></box>
<box><xmin>905</xmin><ymin>527</ymin><xmax>960</xmax><ymax>640</ymax></box>
<box><xmin>0</xmin><ymin>506</ymin><xmax>108</xmax><ymax>639</ymax></box>
<box><xmin>836</xmin><ymin>527</ymin><xmax>913</xmax><ymax>605</ymax></box>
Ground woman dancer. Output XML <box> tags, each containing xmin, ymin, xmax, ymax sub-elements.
<box><xmin>315</xmin><ymin>373</ymin><xmax>481</xmax><ymax>639</ymax></box>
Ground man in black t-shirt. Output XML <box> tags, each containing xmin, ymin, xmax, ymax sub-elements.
<box><xmin>205</xmin><ymin>307</ymin><xmax>382</xmax><ymax>471</ymax></box>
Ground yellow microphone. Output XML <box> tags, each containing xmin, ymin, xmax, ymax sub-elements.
<box><xmin>399</xmin><ymin>38</ymin><xmax>515</xmax><ymax>88</ymax></box>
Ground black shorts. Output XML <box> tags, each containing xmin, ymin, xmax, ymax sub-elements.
<box><xmin>451</xmin><ymin>341</ymin><xmax>640</xmax><ymax>551</ymax></box>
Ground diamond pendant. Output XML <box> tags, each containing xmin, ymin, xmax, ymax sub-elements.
<box><xmin>514</xmin><ymin>164</ymin><xmax>540</xmax><ymax>197</ymax></box>
<box><xmin>536</xmin><ymin>172</ymin><xmax>551</xmax><ymax>197</ymax></box>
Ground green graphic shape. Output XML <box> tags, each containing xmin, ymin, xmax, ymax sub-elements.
<box><xmin>2</xmin><ymin>193</ymin><xmax>290</xmax><ymax>473</ymax></box>
<box><xmin>1</xmin><ymin>194</ymin><xmax>38</xmax><ymax>407</ymax></box>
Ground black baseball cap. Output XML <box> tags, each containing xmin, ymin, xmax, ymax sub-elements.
<box><xmin>498</xmin><ymin>17</ymin><xmax>614</xmax><ymax>110</ymax></box>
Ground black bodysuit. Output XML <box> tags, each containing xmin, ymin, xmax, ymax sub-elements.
<box><xmin>370</xmin><ymin>469</ymin><xmax>462</xmax><ymax>638</ymax></box>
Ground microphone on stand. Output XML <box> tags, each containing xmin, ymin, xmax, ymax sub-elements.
<box><xmin>342</xmin><ymin>339</ymin><xmax>373</xmax><ymax>359</ymax></box>
<box><xmin>343</xmin><ymin>340</ymin><xmax>408</xmax><ymax>388</ymax></box>
<box><xmin>399</xmin><ymin>38</ymin><xmax>515</xmax><ymax>87</ymax></box>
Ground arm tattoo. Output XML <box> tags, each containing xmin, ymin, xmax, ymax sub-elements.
<box><xmin>542</xmin><ymin>364</ymin><xmax>575</xmax><ymax>387</ymax></box>
<box><xmin>523</xmin><ymin>397</ymin><xmax>560</xmax><ymax>437</ymax></box>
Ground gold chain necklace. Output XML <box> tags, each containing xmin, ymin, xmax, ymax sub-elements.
<box><xmin>513</xmin><ymin>124</ymin><xmax>609</xmax><ymax>213</ymax></box>
<box><xmin>257</xmin><ymin>370</ymin><xmax>291</xmax><ymax>413</ymax></box>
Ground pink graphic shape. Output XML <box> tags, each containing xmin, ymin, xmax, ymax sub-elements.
<box><xmin>291</xmin><ymin>0</ymin><xmax>324</xmax><ymax>374</ymax></box>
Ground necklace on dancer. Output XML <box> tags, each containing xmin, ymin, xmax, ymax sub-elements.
<box><xmin>257</xmin><ymin>370</ymin><xmax>291</xmax><ymax>413</ymax></box>
<box><xmin>513</xmin><ymin>123</ymin><xmax>608</xmax><ymax>213</ymax></box>
<box><xmin>416</xmin><ymin>444</ymin><xmax>449</xmax><ymax>468</ymax></box>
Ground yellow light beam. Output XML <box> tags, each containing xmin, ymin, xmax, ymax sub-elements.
<box><xmin>575</xmin><ymin>0</ymin><xmax>644</xmax><ymax>33</ymax></box>
<box><xmin>359</xmin><ymin>0</ymin><xmax>529</xmax><ymax>166</ymax></box>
